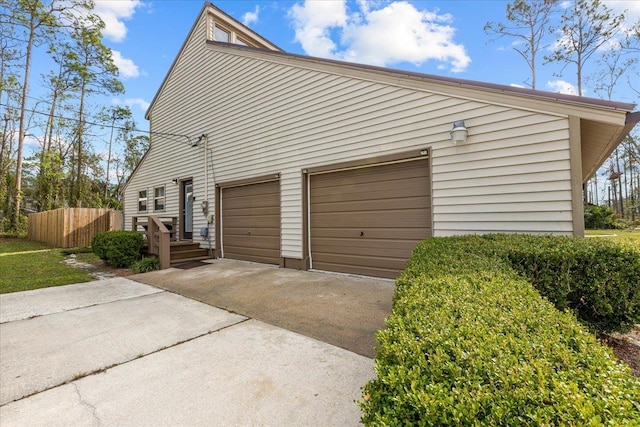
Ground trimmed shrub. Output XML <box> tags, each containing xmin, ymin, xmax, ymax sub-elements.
<box><xmin>361</xmin><ymin>236</ymin><xmax>640</xmax><ymax>426</ymax></box>
<box><xmin>91</xmin><ymin>232</ymin><xmax>109</xmax><ymax>260</ymax></box>
<box><xmin>131</xmin><ymin>257</ymin><xmax>160</xmax><ymax>273</ymax></box>
<box><xmin>91</xmin><ymin>231</ymin><xmax>144</xmax><ymax>268</ymax></box>
<box><xmin>503</xmin><ymin>235</ymin><xmax>640</xmax><ymax>333</ymax></box>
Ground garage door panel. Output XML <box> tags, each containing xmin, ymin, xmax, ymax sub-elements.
<box><xmin>312</xmin><ymin>255</ymin><xmax>407</xmax><ymax>279</ymax></box>
<box><xmin>223</xmin><ymin>183</ymin><xmax>279</xmax><ymax>198</ymax></box>
<box><xmin>222</xmin><ymin>206</ymin><xmax>280</xmax><ymax>217</ymax></box>
<box><xmin>311</xmin><ymin>176</ymin><xmax>429</xmax><ymax>199</ymax></box>
<box><xmin>224</xmin><ymin>235</ymin><xmax>280</xmax><ymax>250</ymax></box>
<box><xmin>312</xmin><ymin>227</ymin><xmax>430</xmax><ymax>240</ymax></box>
<box><xmin>312</xmin><ymin>162</ymin><xmax>429</xmax><ymax>188</ymax></box>
<box><xmin>223</xmin><ymin>227</ymin><xmax>280</xmax><ymax>237</ymax></box>
<box><xmin>312</xmin><ymin>209</ymin><xmax>430</xmax><ymax>228</ymax></box>
<box><xmin>223</xmin><ymin>216</ymin><xmax>280</xmax><ymax>229</ymax></box>
<box><xmin>313</xmin><ymin>243</ymin><xmax>416</xmax><ymax>259</ymax></box>
<box><xmin>310</xmin><ymin>158</ymin><xmax>431</xmax><ymax>278</ymax></box>
<box><xmin>224</xmin><ymin>248</ymin><xmax>281</xmax><ymax>265</ymax></box>
<box><xmin>311</xmin><ymin>198</ymin><xmax>430</xmax><ymax>213</ymax></box>
<box><xmin>222</xmin><ymin>180</ymin><xmax>280</xmax><ymax>265</ymax></box>
<box><xmin>223</xmin><ymin>194</ymin><xmax>279</xmax><ymax>209</ymax></box>
<box><xmin>312</xmin><ymin>236</ymin><xmax>422</xmax><ymax>250</ymax></box>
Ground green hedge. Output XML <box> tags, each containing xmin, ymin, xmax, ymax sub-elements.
<box><xmin>501</xmin><ymin>235</ymin><xmax>640</xmax><ymax>333</ymax></box>
<box><xmin>361</xmin><ymin>236</ymin><xmax>640</xmax><ymax>426</ymax></box>
<box><xmin>91</xmin><ymin>231</ymin><xmax>144</xmax><ymax>268</ymax></box>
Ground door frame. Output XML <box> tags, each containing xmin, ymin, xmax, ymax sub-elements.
<box><xmin>179</xmin><ymin>178</ymin><xmax>194</xmax><ymax>241</ymax></box>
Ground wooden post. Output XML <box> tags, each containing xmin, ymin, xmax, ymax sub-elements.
<box><xmin>158</xmin><ymin>229</ymin><xmax>170</xmax><ymax>269</ymax></box>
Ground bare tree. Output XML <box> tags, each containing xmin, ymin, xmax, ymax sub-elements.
<box><xmin>485</xmin><ymin>0</ymin><xmax>558</xmax><ymax>89</ymax></box>
<box><xmin>545</xmin><ymin>0</ymin><xmax>625</xmax><ymax>96</ymax></box>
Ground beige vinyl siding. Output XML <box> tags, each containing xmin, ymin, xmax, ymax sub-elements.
<box><xmin>126</xmin><ymin>10</ymin><xmax>576</xmax><ymax>257</ymax></box>
<box><xmin>123</xmin><ymin>16</ymin><xmax>214</xmax><ymax>243</ymax></box>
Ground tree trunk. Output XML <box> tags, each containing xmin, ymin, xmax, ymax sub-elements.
<box><xmin>616</xmin><ymin>150</ymin><xmax>624</xmax><ymax>217</ymax></box>
<box><xmin>12</xmin><ymin>13</ymin><xmax>35</xmax><ymax>228</ymax></box>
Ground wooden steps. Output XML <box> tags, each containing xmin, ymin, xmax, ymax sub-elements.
<box><xmin>169</xmin><ymin>242</ymin><xmax>212</xmax><ymax>265</ymax></box>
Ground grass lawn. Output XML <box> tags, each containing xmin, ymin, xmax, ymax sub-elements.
<box><xmin>0</xmin><ymin>238</ymin><xmax>94</xmax><ymax>294</ymax></box>
<box><xmin>585</xmin><ymin>229</ymin><xmax>640</xmax><ymax>248</ymax></box>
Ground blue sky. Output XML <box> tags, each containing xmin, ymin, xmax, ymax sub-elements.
<box><xmin>79</xmin><ymin>0</ymin><xmax>640</xmax><ymax>130</ymax></box>
<box><xmin>22</xmin><ymin>0</ymin><xmax>640</xmax><ymax>181</ymax></box>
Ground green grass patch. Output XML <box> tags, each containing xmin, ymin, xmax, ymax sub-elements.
<box><xmin>0</xmin><ymin>238</ymin><xmax>93</xmax><ymax>294</ymax></box>
<box><xmin>586</xmin><ymin>229</ymin><xmax>640</xmax><ymax>248</ymax></box>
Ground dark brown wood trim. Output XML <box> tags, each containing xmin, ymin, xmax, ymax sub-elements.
<box><xmin>216</xmin><ymin>173</ymin><xmax>280</xmax><ymax>189</ymax></box>
<box><xmin>280</xmin><ymin>257</ymin><xmax>307</xmax><ymax>270</ymax></box>
<box><xmin>215</xmin><ymin>185</ymin><xmax>222</xmax><ymax>258</ymax></box>
<box><xmin>301</xmin><ymin>171</ymin><xmax>310</xmax><ymax>270</ymax></box>
<box><xmin>428</xmin><ymin>151</ymin><xmax>434</xmax><ymax>238</ymax></box>
<box><xmin>178</xmin><ymin>177</ymin><xmax>193</xmax><ymax>241</ymax></box>
<box><xmin>304</xmin><ymin>149</ymin><xmax>430</xmax><ymax>175</ymax></box>
<box><xmin>569</xmin><ymin>116</ymin><xmax>584</xmax><ymax>237</ymax></box>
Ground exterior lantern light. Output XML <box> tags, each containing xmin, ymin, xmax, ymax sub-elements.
<box><xmin>450</xmin><ymin>120</ymin><xmax>468</xmax><ymax>144</ymax></box>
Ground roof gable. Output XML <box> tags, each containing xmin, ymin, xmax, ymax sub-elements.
<box><xmin>145</xmin><ymin>2</ymin><xmax>281</xmax><ymax>120</ymax></box>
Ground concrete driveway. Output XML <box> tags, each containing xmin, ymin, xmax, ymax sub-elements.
<box><xmin>0</xmin><ymin>262</ymin><xmax>394</xmax><ymax>426</ymax></box>
<box><xmin>131</xmin><ymin>259</ymin><xmax>395</xmax><ymax>358</ymax></box>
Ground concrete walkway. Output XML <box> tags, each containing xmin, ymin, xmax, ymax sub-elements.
<box><xmin>0</xmin><ymin>277</ymin><xmax>376</xmax><ymax>426</ymax></box>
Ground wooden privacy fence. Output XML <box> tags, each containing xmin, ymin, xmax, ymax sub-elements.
<box><xmin>28</xmin><ymin>208</ymin><xmax>123</xmax><ymax>248</ymax></box>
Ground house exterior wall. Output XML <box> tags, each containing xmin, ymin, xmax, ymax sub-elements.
<box><xmin>124</xmin><ymin>11</ymin><xmax>575</xmax><ymax>261</ymax></box>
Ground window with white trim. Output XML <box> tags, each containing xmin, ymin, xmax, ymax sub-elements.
<box><xmin>138</xmin><ymin>190</ymin><xmax>147</xmax><ymax>212</ymax></box>
<box><xmin>154</xmin><ymin>186</ymin><xmax>165</xmax><ymax>211</ymax></box>
<box><xmin>214</xmin><ymin>25</ymin><xmax>230</xmax><ymax>42</ymax></box>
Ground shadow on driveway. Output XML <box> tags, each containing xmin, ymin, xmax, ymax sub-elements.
<box><xmin>130</xmin><ymin>259</ymin><xmax>395</xmax><ymax>358</ymax></box>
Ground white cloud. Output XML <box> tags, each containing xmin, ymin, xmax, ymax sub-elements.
<box><xmin>242</xmin><ymin>6</ymin><xmax>260</xmax><ymax>26</ymax></box>
<box><xmin>509</xmin><ymin>83</ymin><xmax>525</xmax><ymax>88</ymax></box>
<box><xmin>94</xmin><ymin>0</ymin><xmax>142</xmax><ymax>42</ymax></box>
<box><xmin>23</xmin><ymin>133</ymin><xmax>42</xmax><ymax>150</ymax></box>
<box><xmin>603</xmin><ymin>1</ymin><xmax>640</xmax><ymax>24</ymax></box>
<box><xmin>111</xmin><ymin>50</ymin><xmax>139</xmax><ymax>79</ymax></box>
<box><xmin>289</xmin><ymin>0</ymin><xmax>347</xmax><ymax>58</ymax></box>
<box><xmin>546</xmin><ymin>80</ymin><xmax>578</xmax><ymax>95</ymax></box>
<box><xmin>113</xmin><ymin>97</ymin><xmax>151</xmax><ymax>112</ymax></box>
<box><xmin>289</xmin><ymin>0</ymin><xmax>470</xmax><ymax>73</ymax></box>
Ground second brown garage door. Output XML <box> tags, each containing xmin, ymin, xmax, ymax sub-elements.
<box><xmin>310</xmin><ymin>158</ymin><xmax>431</xmax><ymax>279</ymax></box>
<box><xmin>221</xmin><ymin>180</ymin><xmax>280</xmax><ymax>264</ymax></box>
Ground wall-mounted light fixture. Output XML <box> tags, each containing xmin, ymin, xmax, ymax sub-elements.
<box><xmin>450</xmin><ymin>121</ymin><xmax>468</xmax><ymax>145</ymax></box>
<box><xmin>172</xmin><ymin>178</ymin><xmax>178</xmax><ymax>185</ymax></box>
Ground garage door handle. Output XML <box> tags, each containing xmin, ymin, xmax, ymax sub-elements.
<box><xmin>360</xmin><ymin>231</ymin><xmax>364</xmax><ymax>237</ymax></box>
<box><xmin>247</xmin><ymin>231</ymin><xmax>252</xmax><ymax>235</ymax></box>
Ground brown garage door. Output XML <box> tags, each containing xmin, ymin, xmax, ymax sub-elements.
<box><xmin>221</xmin><ymin>180</ymin><xmax>280</xmax><ymax>264</ymax></box>
<box><xmin>310</xmin><ymin>158</ymin><xmax>431</xmax><ymax>279</ymax></box>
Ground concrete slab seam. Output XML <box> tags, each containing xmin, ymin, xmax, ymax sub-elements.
<box><xmin>1</xmin><ymin>317</ymin><xmax>250</xmax><ymax>406</ymax></box>
<box><xmin>126</xmin><ymin>283</ymin><xmax>250</xmax><ymax>319</ymax></box>
<box><xmin>0</xmin><ymin>290</ymin><xmax>168</xmax><ymax>324</ymax></box>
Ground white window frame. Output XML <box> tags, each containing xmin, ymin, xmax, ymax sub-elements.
<box><xmin>138</xmin><ymin>190</ymin><xmax>147</xmax><ymax>212</ymax></box>
<box><xmin>214</xmin><ymin>24</ymin><xmax>230</xmax><ymax>42</ymax></box>
<box><xmin>154</xmin><ymin>186</ymin><xmax>165</xmax><ymax>212</ymax></box>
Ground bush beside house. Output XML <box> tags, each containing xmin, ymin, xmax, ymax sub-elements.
<box><xmin>91</xmin><ymin>231</ymin><xmax>144</xmax><ymax>268</ymax></box>
<box><xmin>361</xmin><ymin>235</ymin><xmax>640</xmax><ymax>426</ymax></box>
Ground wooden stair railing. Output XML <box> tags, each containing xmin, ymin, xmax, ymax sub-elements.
<box><xmin>132</xmin><ymin>215</ymin><xmax>177</xmax><ymax>270</ymax></box>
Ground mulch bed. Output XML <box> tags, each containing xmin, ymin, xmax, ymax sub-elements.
<box><xmin>603</xmin><ymin>327</ymin><xmax>640</xmax><ymax>377</ymax></box>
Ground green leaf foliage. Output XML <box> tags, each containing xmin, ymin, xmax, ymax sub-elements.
<box><xmin>361</xmin><ymin>235</ymin><xmax>640</xmax><ymax>426</ymax></box>
<box><xmin>91</xmin><ymin>231</ymin><xmax>143</xmax><ymax>268</ymax></box>
<box><xmin>131</xmin><ymin>256</ymin><xmax>160</xmax><ymax>273</ymax></box>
